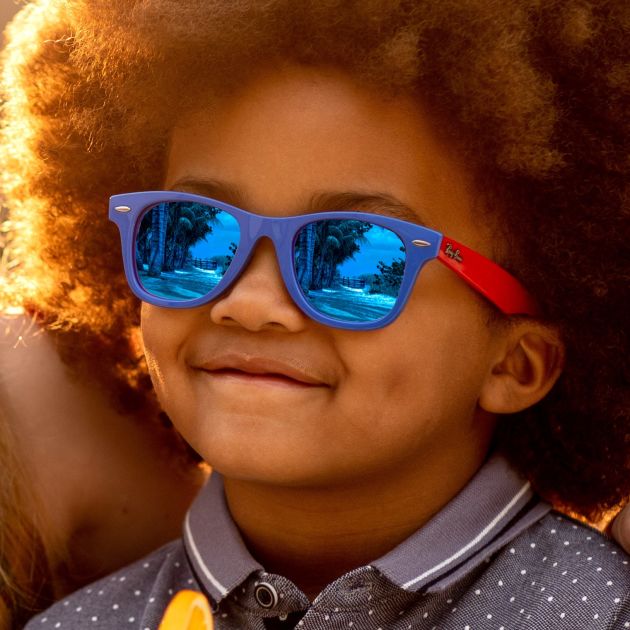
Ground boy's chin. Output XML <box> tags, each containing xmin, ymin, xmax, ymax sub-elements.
<box><xmin>196</xmin><ymin>443</ymin><xmax>378</xmax><ymax>489</ymax></box>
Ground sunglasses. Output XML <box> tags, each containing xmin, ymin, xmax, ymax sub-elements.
<box><xmin>109</xmin><ymin>191</ymin><xmax>539</xmax><ymax>330</ymax></box>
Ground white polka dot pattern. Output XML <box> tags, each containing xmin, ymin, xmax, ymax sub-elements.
<box><xmin>23</xmin><ymin>513</ymin><xmax>630</xmax><ymax>629</ymax></box>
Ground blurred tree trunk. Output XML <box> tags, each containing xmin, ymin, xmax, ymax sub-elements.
<box><xmin>148</xmin><ymin>204</ymin><xmax>167</xmax><ymax>277</ymax></box>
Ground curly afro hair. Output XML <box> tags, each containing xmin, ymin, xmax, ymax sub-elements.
<box><xmin>1</xmin><ymin>0</ymin><xmax>628</xmax><ymax>521</ymax></box>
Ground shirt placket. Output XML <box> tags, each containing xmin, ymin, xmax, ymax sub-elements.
<box><xmin>284</xmin><ymin>567</ymin><xmax>419</xmax><ymax>630</ymax></box>
<box><xmin>216</xmin><ymin>572</ymin><xmax>310</xmax><ymax>629</ymax></box>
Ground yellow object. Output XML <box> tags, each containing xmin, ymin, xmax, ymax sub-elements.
<box><xmin>158</xmin><ymin>590</ymin><xmax>215</xmax><ymax>630</ymax></box>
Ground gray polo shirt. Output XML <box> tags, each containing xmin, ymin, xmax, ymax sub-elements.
<box><xmin>27</xmin><ymin>454</ymin><xmax>630</xmax><ymax>629</ymax></box>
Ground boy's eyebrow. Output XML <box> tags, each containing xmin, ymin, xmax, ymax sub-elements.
<box><xmin>169</xmin><ymin>178</ymin><xmax>428</xmax><ymax>225</ymax></box>
<box><xmin>309</xmin><ymin>191</ymin><xmax>428</xmax><ymax>225</ymax></box>
<box><xmin>169</xmin><ymin>177</ymin><xmax>246</xmax><ymax>207</ymax></box>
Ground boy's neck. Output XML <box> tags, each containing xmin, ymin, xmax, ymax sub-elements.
<box><xmin>223</xmin><ymin>443</ymin><xmax>490</xmax><ymax>600</ymax></box>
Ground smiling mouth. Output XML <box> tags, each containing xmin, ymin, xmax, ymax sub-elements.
<box><xmin>200</xmin><ymin>368</ymin><xmax>321</xmax><ymax>388</ymax></box>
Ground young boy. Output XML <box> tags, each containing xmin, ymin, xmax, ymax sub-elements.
<box><xmin>5</xmin><ymin>0</ymin><xmax>627</xmax><ymax>628</ymax></box>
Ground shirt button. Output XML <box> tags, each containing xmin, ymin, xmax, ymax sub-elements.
<box><xmin>255</xmin><ymin>582</ymin><xmax>279</xmax><ymax>609</ymax></box>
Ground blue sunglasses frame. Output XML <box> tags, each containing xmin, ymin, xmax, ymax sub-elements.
<box><xmin>109</xmin><ymin>191</ymin><xmax>539</xmax><ymax>331</ymax></box>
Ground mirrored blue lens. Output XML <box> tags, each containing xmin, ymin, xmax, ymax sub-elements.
<box><xmin>294</xmin><ymin>219</ymin><xmax>406</xmax><ymax>322</ymax></box>
<box><xmin>135</xmin><ymin>202</ymin><xmax>240</xmax><ymax>302</ymax></box>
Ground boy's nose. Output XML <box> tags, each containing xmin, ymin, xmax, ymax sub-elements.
<box><xmin>208</xmin><ymin>238</ymin><xmax>308</xmax><ymax>332</ymax></box>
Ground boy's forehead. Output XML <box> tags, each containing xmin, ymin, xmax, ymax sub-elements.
<box><xmin>165</xmin><ymin>67</ymin><xmax>494</xmax><ymax>249</ymax></box>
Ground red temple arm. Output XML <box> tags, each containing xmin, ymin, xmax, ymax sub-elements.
<box><xmin>437</xmin><ymin>237</ymin><xmax>541</xmax><ymax>316</ymax></box>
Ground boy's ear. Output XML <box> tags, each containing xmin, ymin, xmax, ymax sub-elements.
<box><xmin>479</xmin><ymin>322</ymin><xmax>565</xmax><ymax>414</ymax></box>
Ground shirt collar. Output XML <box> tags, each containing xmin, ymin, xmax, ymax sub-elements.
<box><xmin>183</xmin><ymin>472</ymin><xmax>262</xmax><ymax>605</ymax></box>
<box><xmin>372</xmin><ymin>452</ymin><xmax>550</xmax><ymax>592</ymax></box>
<box><xmin>183</xmin><ymin>452</ymin><xmax>550</xmax><ymax>605</ymax></box>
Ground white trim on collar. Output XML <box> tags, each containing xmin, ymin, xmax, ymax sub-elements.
<box><xmin>184</xmin><ymin>511</ymin><xmax>228</xmax><ymax>596</ymax></box>
<box><xmin>402</xmin><ymin>481</ymin><xmax>531</xmax><ymax>589</ymax></box>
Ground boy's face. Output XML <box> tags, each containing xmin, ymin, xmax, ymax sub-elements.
<box><xmin>141</xmin><ymin>66</ymin><xmax>504</xmax><ymax>488</ymax></box>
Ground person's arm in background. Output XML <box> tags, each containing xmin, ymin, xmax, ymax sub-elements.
<box><xmin>612</xmin><ymin>505</ymin><xmax>630</xmax><ymax>554</ymax></box>
<box><xmin>0</xmin><ymin>313</ymin><xmax>207</xmax><ymax>604</ymax></box>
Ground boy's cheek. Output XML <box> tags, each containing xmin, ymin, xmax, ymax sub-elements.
<box><xmin>140</xmin><ymin>303</ymin><xmax>187</xmax><ymax>393</ymax></box>
<box><xmin>141</xmin><ymin>303</ymin><xmax>186</xmax><ymax>354</ymax></box>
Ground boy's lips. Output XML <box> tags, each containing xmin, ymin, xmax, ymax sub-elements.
<box><xmin>193</xmin><ymin>353</ymin><xmax>331</xmax><ymax>387</ymax></box>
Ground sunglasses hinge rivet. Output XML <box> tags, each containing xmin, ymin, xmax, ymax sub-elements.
<box><xmin>114</xmin><ymin>205</ymin><xmax>132</xmax><ymax>213</ymax></box>
<box><xmin>412</xmin><ymin>239</ymin><xmax>431</xmax><ymax>247</ymax></box>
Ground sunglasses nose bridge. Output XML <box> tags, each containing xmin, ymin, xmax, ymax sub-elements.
<box><xmin>236</xmin><ymin>214</ymin><xmax>293</xmax><ymax>274</ymax></box>
<box><xmin>242</xmin><ymin>214</ymin><xmax>294</xmax><ymax>260</ymax></box>
<box><xmin>240</xmin><ymin>212</ymin><xmax>288</xmax><ymax>240</ymax></box>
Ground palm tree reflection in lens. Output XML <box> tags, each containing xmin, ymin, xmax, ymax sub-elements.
<box><xmin>294</xmin><ymin>220</ymin><xmax>405</xmax><ymax>322</ymax></box>
<box><xmin>135</xmin><ymin>202</ymin><xmax>240</xmax><ymax>301</ymax></box>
